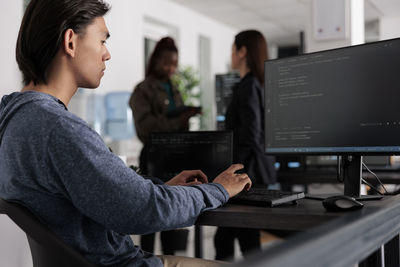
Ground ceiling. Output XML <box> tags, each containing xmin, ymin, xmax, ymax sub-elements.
<box><xmin>169</xmin><ymin>0</ymin><xmax>400</xmax><ymax>45</ymax></box>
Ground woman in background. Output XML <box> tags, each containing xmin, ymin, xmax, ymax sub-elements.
<box><xmin>129</xmin><ymin>37</ymin><xmax>200</xmax><ymax>255</ymax></box>
<box><xmin>130</xmin><ymin>37</ymin><xmax>199</xmax><ymax>161</ymax></box>
<box><xmin>214</xmin><ymin>30</ymin><xmax>277</xmax><ymax>260</ymax></box>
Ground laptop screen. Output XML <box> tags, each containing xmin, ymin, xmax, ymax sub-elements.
<box><xmin>146</xmin><ymin>131</ymin><xmax>233</xmax><ymax>182</ymax></box>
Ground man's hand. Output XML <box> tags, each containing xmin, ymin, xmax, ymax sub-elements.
<box><xmin>166</xmin><ymin>170</ymin><xmax>208</xmax><ymax>186</ymax></box>
<box><xmin>213</xmin><ymin>164</ymin><xmax>252</xmax><ymax>197</ymax></box>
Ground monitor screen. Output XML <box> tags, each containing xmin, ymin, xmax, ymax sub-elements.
<box><xmin>146</xmin><ymin>131</ymin><xmax>233</xmax><ymax>182</ymax></box>
<box><xmin>264</xmin><ymin>38</ymin><xmax>400</xmax><ymax>155</ymax></box>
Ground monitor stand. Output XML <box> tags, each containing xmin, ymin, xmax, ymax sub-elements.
<box><xmin>306</xmin><ymin>155</ymin><xmax>383</xmax><ymax>201</ymax></box>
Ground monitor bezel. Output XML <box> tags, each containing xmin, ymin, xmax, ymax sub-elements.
<box><xmin>263</xmin><ymin>37</ymin><xmax>400</xmax><ymax>156</ymax></box>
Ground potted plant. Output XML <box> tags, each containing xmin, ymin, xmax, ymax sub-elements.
<box><xmin>172</xmin><ymin>66</ymin><xmax>204</xmax><ymax>130</ymax></box>
<box><xmin>171</xmin><ymin>66</ymin><xmax>200</xmax><ymax>106</ymax></box>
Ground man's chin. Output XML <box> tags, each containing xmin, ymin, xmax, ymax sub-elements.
<box><xmin>79</xmin><ymin>80</ymin><xmax>101</xmax><ymax>89</ymax></box>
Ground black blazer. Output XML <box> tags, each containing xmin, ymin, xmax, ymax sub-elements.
<box><xmin>225</xmin><ymin>72</ymin><xmax>276</xmax><ymax>185</ymax></box>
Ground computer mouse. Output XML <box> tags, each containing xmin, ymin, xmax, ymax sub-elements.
<box><xmin>322</xmin><ymin>195</ymin><xmax>364</xmax><ymax>212</ymax></box>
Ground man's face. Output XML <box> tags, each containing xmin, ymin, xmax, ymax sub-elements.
<box><xmin>73</xmin><ymin>17</ymin><xmax>111</xmax><ymax>88</ymax></box>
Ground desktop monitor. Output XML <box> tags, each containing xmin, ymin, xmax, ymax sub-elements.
<box><xmin>264</xmin><ymin>38</ymin><xmax>400</xmax><ymax>197</ymax></box>
<box><xmin>146</xmin><ymin>131</ymin><xmax>233</xmax><ymax>182</ymax></box>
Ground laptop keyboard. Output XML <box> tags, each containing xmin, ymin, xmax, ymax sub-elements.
<box><xmin>229</xmin><ymin>186</ymin><xmax>305</xmax><ymax>207</ymax></box>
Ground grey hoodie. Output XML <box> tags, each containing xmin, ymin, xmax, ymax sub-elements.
<box><xmin>0</xmin><ymin>91</ymin><xmax>229</xmax><ymax>266</ymax></box>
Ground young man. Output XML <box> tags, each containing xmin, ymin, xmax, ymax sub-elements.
<box><xmin>0</xmin><ymin>0</ymin><xmax>251</xmax><ymax>266</ymax></box>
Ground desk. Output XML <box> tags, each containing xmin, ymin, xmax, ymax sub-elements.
<box><xmin>195</xmin><ymin>196</ymin><xmax>400</xmax><ymax>266</ymax></box>
<box><xmin>278</xmin><ymin>169</ymin><xmax>400</xmax><ymax>185</ymax></box>
<box><xmin>197</xmin><ymin>198</ymin><xmax>342</xmax><ymax>231</ymax></box>
<box><xmin>194</xmin><ymin>198</ymin><xmax>341</xmax><ymax>258</ymax></box>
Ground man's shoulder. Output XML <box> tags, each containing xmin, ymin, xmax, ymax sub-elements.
<box><xmin>30</xmin><ymin>98</ymin><xmax>86</xmax><ymax>127</ymax></box>
<box><xmin>51</xmin><ymin>111</ymin><xmax>93</xmax><ymax>136</ymax></box>
<box><xmin>21</xmin><ymin>97</ymin><xmax>93</xmax><ymax>138</ymax></box>
<box><xmin>9</xmin><ymin>94</ymin><xmax>66</xmax><ymax>128</ymax></box>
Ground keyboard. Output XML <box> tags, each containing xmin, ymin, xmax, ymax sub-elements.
<box><xmin>229</xmin><ymin>186</ymin><xmax>305</xmax><ymax>207</ymax></box>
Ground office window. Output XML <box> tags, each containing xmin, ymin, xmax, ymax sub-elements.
<box><xmin>144</xmin><ymin>38</ymin><xmax>157</xmax><ymax>71</ymax></box>
<box><xmin>199</xmin><ymin>35</ymin><xmax>212</xmax><ymax>130</ymax></box>
<box><xmin>143</xmin><ymin>16</ymin><xmax>179</xmax><ymax>72</ymax></box>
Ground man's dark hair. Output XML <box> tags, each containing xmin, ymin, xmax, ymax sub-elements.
<box><xmin>146</xmin><ymin>37</ymin><xmax>178</xmax><ymax>78</ymax></box>
<box><xmin>234</xmin><ymin>30</ymin><xmax>268</xmax><ymax>85</ymax></box>
<box><xmin>16</xmin><ymin>0</ymin><xmax>110</xmax><ymax>86</ymax></box>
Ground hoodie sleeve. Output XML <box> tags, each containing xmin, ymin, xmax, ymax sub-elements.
<box><xmin>47</xmin><ymin>116</ymin><xmax>229</xmax><ymax>234</ymax></box>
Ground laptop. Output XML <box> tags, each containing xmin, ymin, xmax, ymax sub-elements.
<box><xmin>146</xmin><ymin>131</ymin><xmax>233</xmax><ymax>182</ymax></box>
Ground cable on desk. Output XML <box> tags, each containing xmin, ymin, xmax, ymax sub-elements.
<box><xmin>337</xmin><ymin>156</ymin><xmax>344</xmax><ymax>182</ymax></box>
<box><xmin>361</xmin><ymin>178</ymin><xmax>384</xmax><ymax>195</ymax></box>
<box><xmin>362</xmin><ymin>162</ymin><xmax>388</xmax><ymax>194</ymax></box>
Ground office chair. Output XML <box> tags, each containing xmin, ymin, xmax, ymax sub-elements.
<box><xmin>0</xmin><ymin>198</ymin><xmax>97</xmax><ymax>267</ymax></box>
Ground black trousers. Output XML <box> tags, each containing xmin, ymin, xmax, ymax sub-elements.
<box><xmin>214</xmin><ymin>227</ymin><xmax>261</xmax><ymax>260</ymax></box>
<box><xmin>139</xmin><ymin>145</ymin><xmax>148</xmax><ymax>175</ymax></box>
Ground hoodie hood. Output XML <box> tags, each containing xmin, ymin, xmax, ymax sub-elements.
<box><xmin>0</xmin><ymin>91</ymin><xmax>64</xmax><ymax>145</ymax></box>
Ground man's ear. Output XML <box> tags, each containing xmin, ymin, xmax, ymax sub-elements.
<box><xmin>63</xmin><ymin>29</ymin><xmax>77</xmax><ymax>57</ymax></box>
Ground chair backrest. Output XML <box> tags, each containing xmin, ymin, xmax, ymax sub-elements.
<box><xmin>0</xmin><ymin>198</ymin><xmax>97</xmax><ymax>267</ymax></box>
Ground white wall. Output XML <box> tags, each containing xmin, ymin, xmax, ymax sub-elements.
<box><xmin>305</xmin><ymin>0</ymin><xmax>364</xmax><ymax>53</ymax></box>
<box><xmin>379</xmin><ymin>17</ymin><xmax>400</xmax><ymax>40</ymax></box>
<box><xmin>102</xmin><ymin>0</ymin><xmax>237</xmax><ymax>89</ymax></box>
<box><xmin>0</xmin><ymin>0</ymin><xmax>236</xmax><ymax>118</ymax></box>
<box><xmin>100</xmin><ymin>0</ymin><xmax>236</xmax><ymax>129</ymax></box>
<box><xmin>0</xmin><ymin>0</ymin><xmax>23</xmax><ymax>97</ymax></box>
<box><xmin>0</xmin><ymin>215</ymin><xmax>32</xmax><ymax>267</ymax></box>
